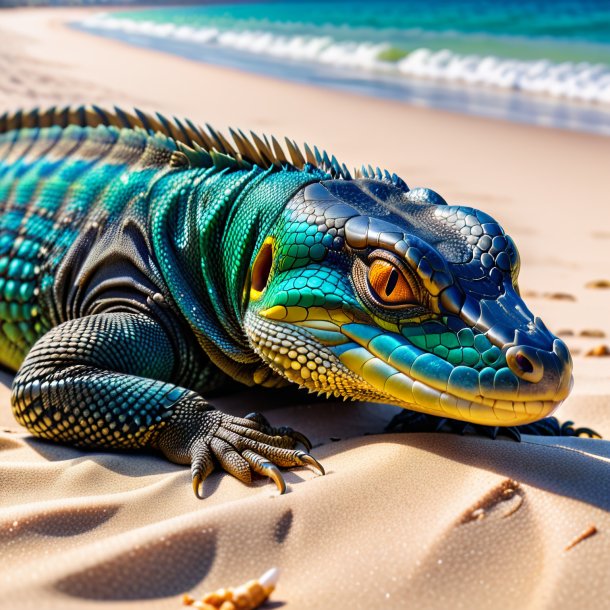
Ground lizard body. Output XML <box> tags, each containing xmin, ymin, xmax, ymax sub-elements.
<box><xmin>0</xmin><ymin>106</ymin><xmax>581</xmax><ymax>497</ymax></box>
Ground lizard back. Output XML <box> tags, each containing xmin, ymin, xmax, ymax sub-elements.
<box><xmin>0</xmin><ymin>114</ymin><xmax>180</xmax><ymax>369</ymax></box>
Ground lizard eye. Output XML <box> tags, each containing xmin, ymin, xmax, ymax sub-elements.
<box><xmin>250</xmin><ymin>238</ymin><xmax>274</xmax><ymax>299</ymax></box>
<box><xmin>368</xmin><ymin>259</ymin><xmax>416</xmax><ymax>305</ymax></box>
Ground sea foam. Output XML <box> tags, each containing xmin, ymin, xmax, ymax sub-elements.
<box><xmin>81</xmin><ymin>14</ymin><xmax>610</xmax><ymax>105</ymax></box>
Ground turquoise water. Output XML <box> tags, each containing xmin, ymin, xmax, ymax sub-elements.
<box><xmin>78</xmin><ymin>1</ymin><xmax>610</xmax><ymax>133</ymax></box>
<box><xmin>106</xmin><ymin>0</ymin><xmax>610</xmax><ymax>65</ymax></box>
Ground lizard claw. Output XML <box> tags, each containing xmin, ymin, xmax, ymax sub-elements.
<box><xmin>572</xmin><ymin>427</ymin><xmax>602</xmax><ymax>439</ymax></box>
<box><xmin>190</xmin><ymin>438</ymin><xmax>215</xmax><ymax>499</ymax></box>
<box><xmin>280</xmin><ymin>428</ymin><xmax>313</xmax><ymax>452</ymax></box>
<box><xmin>261</xmin><ymin>462</ymin><xmax>286</xmax><ymax>494</ymax></box>
<box><xmin>295</xmin><ymin>450</ymin><xmax>325</xmax><ymax>475</ymax></box>
<box><xmin>243</xmin><ymin>449</ymin><xmax>287</xmax><ymax>494</ymax></box>
<box><xmin>192</xmin><ymin>474</ymin><xmax>204</xmax><ymax>499</ymax></box>
<box><xmin>244</xmin><ymin>412</ymin><xmax>271</xmax><ymax>428</ymax></box>
<box><xmin>242</xmin><ymin>412</ymin><xmax>313</xmax><ymax>451</ymax></box>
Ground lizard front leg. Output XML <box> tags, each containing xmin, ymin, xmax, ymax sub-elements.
<box><xmin>11</xmin><ymin>312</ymin><xmax>323</xmax><ymax>497</ymax></box>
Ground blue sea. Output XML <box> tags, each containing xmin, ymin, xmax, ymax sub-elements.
<box><xmin>77</xmin><ymin>1</ymin><xmax>610</xmax><ymax>135</ymax></box>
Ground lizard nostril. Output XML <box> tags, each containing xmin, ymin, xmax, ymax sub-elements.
<box><xmin>515</xmin><ymin>353</ymin><xmax>533</xmax><ymax>374</ymax></box>
<box><xmin>506</xmin><ymin>345</ymin><xmax>544</xmax><ymax>383</ymax></box>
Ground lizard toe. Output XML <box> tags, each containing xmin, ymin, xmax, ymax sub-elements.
<box><xmin>223</xmin><ymin>421</ymin><xmax>295</xmax><ymax>449</ymax></box>
<box><xmin>242</xmin><ymin>449</ymin><xmax>287</xmax><ymax>494</ymax></box>
<box><xmin>239</xmin><ymin>413</ymin><xmax>313</xmax><ymax>451</ymax></box>
<box><xmin>274</xmin><ymin>427</ymin><xmax>313</xmax><ymax>452</ymax></box>
<box><xmin>243</xmin><ymin>412</ymin><xmax>272</xmax><ymax>429</ymax></box>
<box><xmin>210</xmin><ymin>437</ymin><xmax>253</xmax><ymax>484</ymax></box>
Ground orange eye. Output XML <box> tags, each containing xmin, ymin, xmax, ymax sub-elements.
<box><xmin>368</xmin><ymin>259</ymin><xmax>416</xmax><ymax>305</ymax></box>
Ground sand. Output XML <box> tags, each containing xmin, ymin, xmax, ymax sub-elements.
<box><xmin>0</xmin><ymin>7</ymin><xmax>609</xmax><ymax>610</ymax></box>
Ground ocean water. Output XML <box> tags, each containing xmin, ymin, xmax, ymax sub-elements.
<box><xmin>78</xmin><ymin>1</ymin><xmax>610</xmax><ymax>134</ymax></box>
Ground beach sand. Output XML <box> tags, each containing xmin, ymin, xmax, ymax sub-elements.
<box><xmin>1</xmin><ymin>7</ymin><xmax>609</xmax><ymax>610</ymax></box>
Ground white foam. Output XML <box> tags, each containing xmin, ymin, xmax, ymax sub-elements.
<box><xmin>397</xmin><ymin>49</ymin><xmax>610</xmax><ymax>103</ymax></box>
<box><xmin>80</xmin><ymin>14</ymin><xmax>610</xmax><ymax>105</ymax></box>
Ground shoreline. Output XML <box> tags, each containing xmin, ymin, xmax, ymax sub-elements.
<box><xmin>70</xmin><ymin>9</ymin><xmax>610</xmax><ymax>135</ymax></box>
<box><xmin>73</xmin><ymin>19</ymin><xmax>610</xmax><ymax>138</ymax></box>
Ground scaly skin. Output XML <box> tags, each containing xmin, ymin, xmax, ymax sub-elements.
<box><xmin>0</xmin><ymin>106</ymin><xmax>593</xmax><ymax>498</ymax></box>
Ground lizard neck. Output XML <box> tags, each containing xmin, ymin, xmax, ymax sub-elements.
<box><xmin>152</xmin><ymin>165</ymin><xmax>319</xmax><ymax>384</ymax></box>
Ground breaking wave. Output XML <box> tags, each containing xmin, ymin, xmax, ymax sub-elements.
<box><xmin>81</xmin><ymin>14</ymin><xmax>610</xmax><ymax>105</ymax></box>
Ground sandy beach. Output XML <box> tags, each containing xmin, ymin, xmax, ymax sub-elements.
<box><xmin>1</xmin><ymin>7</ymin><xmax>609</xmax><ymax>610</ymax></box>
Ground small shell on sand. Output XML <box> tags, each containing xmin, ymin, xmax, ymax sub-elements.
<box><xmin>580</xmin><ymin>329</ymin><xmax>605</xmax><ymax>338</ymax></box>
<box><xmin>585</xmin><ymin>279</ymin><xmax>610</xmax><ymax>289</ymax></box>
<box><xmin>565</xmin><ymin>525</ymin><xmax>598</xmax><ymax>551</ymax></box>
<box><xmin>556</xmin><ymin>329</ymin><xmax>574</xmax><ymax>337</ymax></box>
<box><xmin>182</xmin><ymin>568</ymin><xmax>279</xmax><ymax>610</ymax></box>
<box><xmin>542</xmin><ymin>292</ymin><xmax>576</xmax><ymax>301</ymax></box>
<box><xmin>585</xmin><ymin>345</ymin><xmax>610</xmax><ymax>357</ymax></box>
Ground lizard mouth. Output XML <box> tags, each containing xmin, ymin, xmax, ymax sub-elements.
<box><xmin>248</xmin><ymin>306</ymin><xmax>572</xmax><ymax>427</ymax></box>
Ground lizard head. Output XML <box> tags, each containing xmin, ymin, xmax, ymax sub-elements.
<box><xmin>243</xmin><ymin>179</ymin><xmax>572</xmax><ymax>426</ymax></box>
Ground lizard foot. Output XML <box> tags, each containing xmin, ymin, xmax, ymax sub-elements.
<box><xmin>386</xmin><ymin>410</ymin><xmax>520</xmax><ymax>440</ymax></box>
<box><xmin>157</xmin><ymin>401</ymin><xmax>324</xmax><ymax>499</ymax></box>
<box><xmin>515</xmin><ymin>417</ymin><xmax>601</xmax><ymax>438</ymax></box>
<box><xmin>386</xmin><ymin>410</ymin><xmax>601</xmax><ymax>441</ymax></box>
